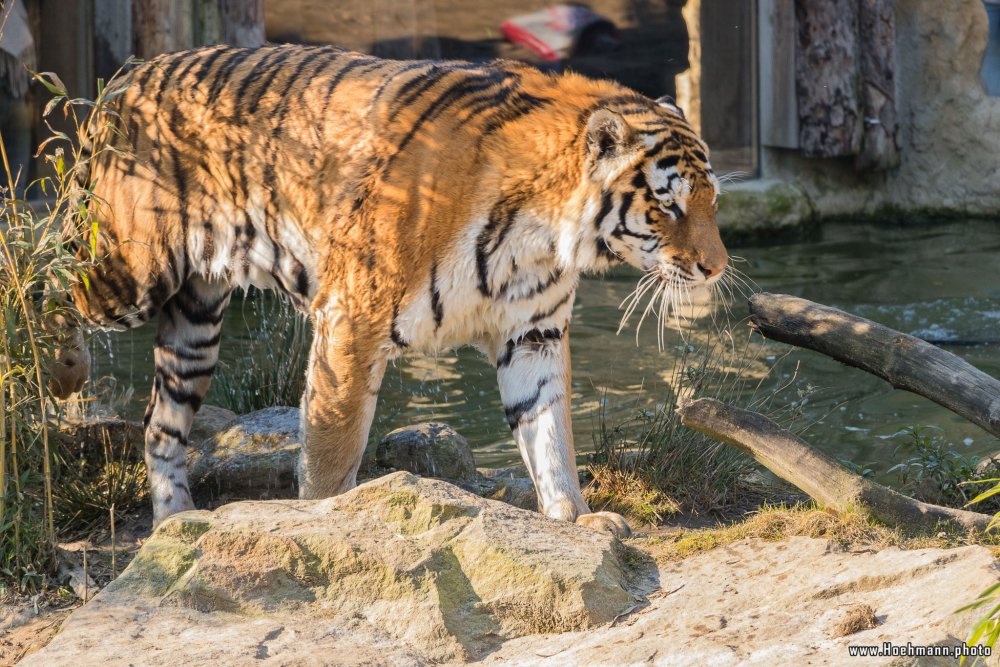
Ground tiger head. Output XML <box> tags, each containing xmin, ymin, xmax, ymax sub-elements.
<box><xmin>577</xmin><ymin>97</ymin><xmax>728</xmax><ymax>296</ymax></box>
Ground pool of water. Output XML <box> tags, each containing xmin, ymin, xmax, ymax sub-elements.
<box><xmin>92</xmin><ymin>219</ymin><xmax>1000</xmax><ymax>471</ymax></box>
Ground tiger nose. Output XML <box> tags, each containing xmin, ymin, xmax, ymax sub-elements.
<box><xmin>697</xmin><ymin>261</ymin><xmax>726</xmax><ymax>279</ymax></box>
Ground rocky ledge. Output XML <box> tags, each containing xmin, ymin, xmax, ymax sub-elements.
<box><xmin>24</xmin><ymin>472</ymin><xmax>647</xmax><ymax>665</ymax></box>
<box><xmin>24</xmin><ymin>470</ymin><xmax>1000</xmax><ymax>666</ymax></box>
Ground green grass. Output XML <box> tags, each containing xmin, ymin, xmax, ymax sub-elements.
<box><xmin>208</xmin><ymin>292</ymin><xmax>311</xmax><ymax>414</ymax></box>
<box><xmin>584</xmin><ymin>323</ymin><xmax>806</xmax><ymax>526</ymax></box>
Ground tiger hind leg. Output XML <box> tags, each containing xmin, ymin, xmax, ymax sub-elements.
<box><xmin>144</xmin><ymin>274</ymin><xmax>231</xmax><ymax>526</ymax></box>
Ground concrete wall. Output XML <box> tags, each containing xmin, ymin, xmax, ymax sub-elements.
<box><xmin>759</xmin><ymin>0</ymin><xmax>1000</xmax><ymax>220</ymax></box>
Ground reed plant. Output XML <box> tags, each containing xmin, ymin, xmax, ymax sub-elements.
<box><xmin>0</xmin><ymin>67</ymin><xmax>129</xmax><ymax>593</ymax></box>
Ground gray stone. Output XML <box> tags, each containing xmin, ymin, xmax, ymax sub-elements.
<box><xmin>187</xmin><ymin>404</ymin><xmax>237</xmax><ymax>446</ymax></box>
<box><xmin>187</xmin><ymin>406</ymin><xmax>301</xmax><ymax>493</ymax></box>
<box><xmin>25</xmin><ymin>505</ymin><xmax>1000</xmax><ymax>665</ymax></box>
<box><xmin>462</xmin><ymin>465</ymin><xmax>538</xmax><ymax>512</ymax></box>
<box><xmin>376</xmin><ymin>422</ymin><xmax>477</xmax><ymax>482</ymax></box>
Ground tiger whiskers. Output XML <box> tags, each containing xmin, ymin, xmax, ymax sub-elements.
<box><xmin>617</xmin><ymin>266</ymin><xmax>697</xmax><ymax>350</ymax></box>
<box><xmin>617</xmin><ymin>271</ymin><xmax>659</xmax><ymax>335</ymax></box>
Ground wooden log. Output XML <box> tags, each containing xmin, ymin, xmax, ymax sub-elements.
<box><xmin>219</xmin><ymin>0</ymin><xmax>265</xmax><ymax>48</ymax></box>
<box><xmin>794</xmin><ymin>0</ymin><xmax>862</xmax><ymax>157</ymax></box>
<box><xmin>856</xmin><ymin>0</ymin><xmax>900</xmax><ymax>171</ymax></box>
<box><xmin>678</xmin><ymin>398</ymin><xmax>993</xmax><ymax>532</ymax></box>
<box><xmin>132</xmin><ymin>0</ymin><xmax>186</xmax><ymax>59</ymax></box>
<box><xmin>748</xmin><ymin>293</ymin><xmax>1000</xmax><ymax>439</ymax></box>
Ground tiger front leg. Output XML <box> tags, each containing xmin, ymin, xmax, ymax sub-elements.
<box><xmin>298</xmin><ymin>304</ymin><xmax>388</xmax><ymax>499</ymax></box>
<box><xmin>496</xmin><ymin>326</ymin><xmax>631</xmax><ymax>538</ymax></box>
<box><xmin>145</xmin><ymin>276</ymin><xmax>231</xmax><ymax>527</ymax></box>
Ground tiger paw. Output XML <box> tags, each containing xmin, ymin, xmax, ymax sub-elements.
<box><xmin>575</xmin><ymin>511</ymin><xmax>632</xmax><ymax>539</ymax></box>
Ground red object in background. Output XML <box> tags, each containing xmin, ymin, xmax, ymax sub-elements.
<box><xmin>501</xmin><ymin>4</ymin><xmax>619</xmax><ymax>62</ymax></box>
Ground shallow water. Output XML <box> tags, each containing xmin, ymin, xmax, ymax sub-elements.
<box><xmin>93</xmin><ymin>219</ymin><xmax>1000</xmax><ymax>471</ymax></box>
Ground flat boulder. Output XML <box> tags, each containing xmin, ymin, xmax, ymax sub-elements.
<box><xmin>376</xmin><ymin>422</ymin><xmax>478</xmax><ymax>482</ymax></box>
<box><xmin>25</xmin><ymin>472</ymin><xmax>640</xmax><ymax>665</ymax></box>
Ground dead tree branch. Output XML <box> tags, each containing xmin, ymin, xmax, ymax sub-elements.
<box><xmin>748</xmin><ymin>292</ymin><xmax>1000</xmax><ymax>438</ymax></box>
<box><xmin>678</xmin><ymin>398</ymin><xmax>992</xmax><ymax>532</ymax></box>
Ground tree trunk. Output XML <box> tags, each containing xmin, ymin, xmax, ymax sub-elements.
<box><xmin>856</xmin><ymin>0</ymin><xmax>900</xmax><ymax>171</ymax></box>
<box><xmin>94</xmin><ymin>0</ymin><xmax>132</xmax><ymax>80</ymax></box>
<box><xmin>794</xmin><ymin>0</ymin><xmax>862</xmax><ymax>157</ymax></box>
<box><xmin>678</xmin><ymin>398</ymin><xmax>993</xmax><ymax>532</ymax></box>
<box><xmin>748</xmin><ymin>293</ymin><xmax>1000</xmax><ymax>439</ymax></box>
<box><xmin>220</xmin><ymin>0</ymin><xmax>265</xmax><ymax>48</ymax></box>
<box><xmin>132</xmin><ymin>0</ymin><xmax>187</xmax><ymax>59</ymax></box>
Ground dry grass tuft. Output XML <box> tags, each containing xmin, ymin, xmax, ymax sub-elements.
<box><xmin>631</xmin><ymin>503</ymin><xmax>996</xmax><ymax>564</ymax></box>
<box><xmin>830</xmin><ymin>603</ymin><xmax>879</xmax><ymax>638</ymax></box>
<box><xmin>585</xmin><ymin>464</ymin><xmax>681</xmax><ymax>526</ymax></box>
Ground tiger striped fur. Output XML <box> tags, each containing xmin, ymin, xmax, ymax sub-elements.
<box><xmin>65</xmin><ymin>44</ymin><xmax>728</xmax><ymax>534</ymax></box>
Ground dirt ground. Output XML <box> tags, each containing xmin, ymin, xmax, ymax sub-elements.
<box><xmin>0</xmin><ymin>509</ymin><xmax>153</xmax><ymax>666</ymax></box>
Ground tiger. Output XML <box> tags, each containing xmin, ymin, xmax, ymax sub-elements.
<box><xmin>52</xmin><ymin>44</ymin><xmax>728</xmax><ymax>537</ymax></box>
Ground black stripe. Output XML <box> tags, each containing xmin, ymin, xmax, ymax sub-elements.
<box><xmin>593</xmin><ymin>192</ymin><xmax>614</xmax><ymax>229</ymax></box>
<box><xmin>168</xmin><ymin>146</ymin><xmax>190</xmax><ymax>279</ymax></box>
<box><xmin>496</xmin><ymin>339</ymin><xmax>517</xmax><ymax>369</ymax></box>
<box><xmin>430</xmin><ymin>261</ymin><xmax>443</xmax><ymax>329</ymax></box>
<box><xmin>321</xmin><ymin>56</ymin><xmax>380</xmax><ymax>108</ymax></box>
<box><xmin>617</xmin><ymin>192</ymin><xmax>634</xmax><ymax>229</ymax></box>
<box><xmin>504</xmin><ymin>375</ymin><xmax>556</xmax><ymax>430</ymax></box>
<box><xmin>497</xmin><ymin>327</ymin><xmax>564</xmax><ymax>368</ymax></box>
<box><xmin>530</xmin><ymin>292</ymin><xmax>573</xmax><ymax>324</ymax></box>
<box><xmin>392</xmin><ymin>71</ymin><xmax>511</xmax><ymax>158</ymax></box>
<box><xmin>373</xmin><ymin>61</ymin><xmax>433</xmax><ymax>103</ymax></box>
<box><xmin>188</xmin><ymin>331</ymin><xmax>223</xmax><ymax>349</ymax></box>
<box><xmin>482</xmin><ymin>92</ymin><xmax>549</xmax><ymax>136</ymax></box>
<box><xmin>188</xmin><ymin>46</ymin><xmax>232</xmax><ymax>85</ymax></box>
<box><xmin>269</xmin><ymin>47</ymin><xmax>334</xmax><ymax>138</ymax></box>
<box><xmin>233</xmin><ymin>47</ymin><xmax>292</xmax><ymax>111</ymax></box>
<box><xmin>656</xmin><ymin>154</ymin><xmax>681</xmax><ymax>170</ymax></box>
<box><xmin>390</xmin><ymin>305</ymin><xmax>408</xmax><ymax>348</ymax></box>
<box><xmin>243</xmin><ymin>48</ymin><xmax>299</xmax><ymax>115</ymax></box>
<box><xmin>151</xmin><ymin>50</ymin><xmax>203</xmax><ymax>108</ymax></box>
<box><xmin>596</xmin><ymin>237</ymin><xmax>619</xmax><ymax>263</ymax></box>
<box><xmin>169</xmin><ymin>364</ymin><xmax>217</xmax><ymax>381</ymax></box>
<box><xmin>161</xmin><ymin>380</ymin><xmax>204</xmax><ymax>410</ymax></box>
<box><xmin>173</xmin><ymin>296</ymin><xmax>225</xmax><ymax>326</ymax></box>
<box><xmin>206</xmin><ymin>47</ymin><xmax>256</xmax><ymax>101</ymax></box>
<box><xmin>391</xmin><ymin>65</ymin><xmax>455</xmax><ymax>116</ymax></box>
<box><xmin>150</xmin><ymin>422</ymin><xmax>187</xmax><ymax>444</ymax></box>
<box><xmin>475</xmin><ymin>196</ymin><xmax>525</xmax><ymax>297</ymax></box>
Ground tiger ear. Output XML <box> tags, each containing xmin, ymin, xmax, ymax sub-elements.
<box><xmin>585</xmin><ymin>109</ymin><xmax>638</xmax><ymax>162</ymax></box>
<box><xmin>655</xmin><ymin>95</ymin><xmax>685</xmax><ymax>119</ymax></box>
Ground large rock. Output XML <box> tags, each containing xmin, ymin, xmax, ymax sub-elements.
<box><xmin>187</xmin><ymin>406</ymin><xmax>301</xmax><ymax>494</ymax></box>
<box><xmin>25</xmin><ymin>472</ymin><xmax>640</xmax><ymax>665</ymax></box>
<box><xmin>484</xmin><ymin>536</ymin><xmax>1000</xmax><ymax>666</ymax></box>
<box><xmin>376</xmin><ymin>422</ymin><xmax>478</xmax><ymax>482</ymax></box>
